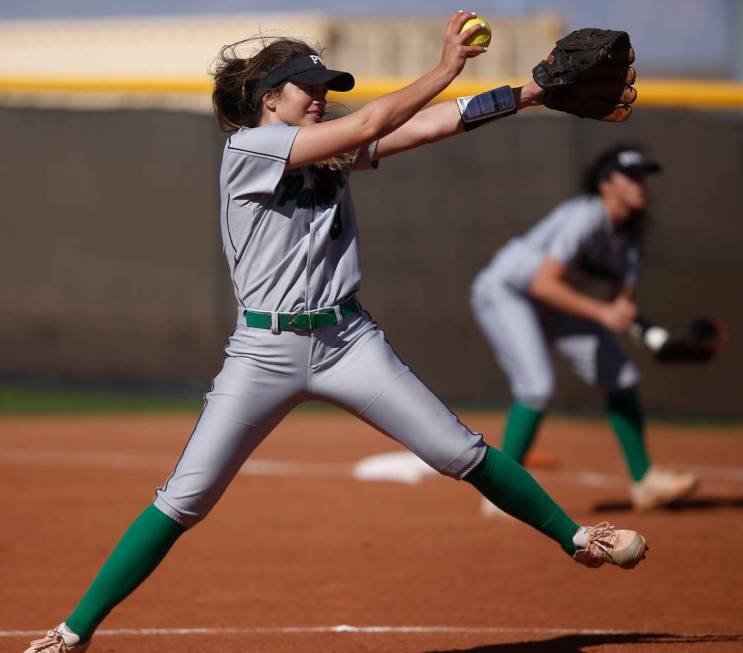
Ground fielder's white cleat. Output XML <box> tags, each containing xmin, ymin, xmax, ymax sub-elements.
<box><xmin>572</xmin><ymin>522</ymin><xmax>648</xmax><ymax>569</ymax></box>
<box><xmin>630</xmin><ymin>466</ymin><xmax>699</xmax><ymax>511</ymax></box>
<box><xmin>23</xmin><ymin>624</ymin><xmax>89</xmax><ymax>653</ymax></box>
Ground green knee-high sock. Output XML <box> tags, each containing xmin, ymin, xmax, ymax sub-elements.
<box><xmin>66</xmin><ymin>504</ymin><xmax>186</xmax><ymax>642</ymax></box>
<box><xmin>466</xmin><ymin>445</ymin><xmax>580</xmax><ymax>554</ymax></box>
<box><xmin>502</xmin><ymin>401</ymin><xmax>545</xmax><ymax>463</ymax></box>
<box><xmin>606</xmin><ymin>387</ymin><xmax>650</xmax><ymax>482</ymax></box>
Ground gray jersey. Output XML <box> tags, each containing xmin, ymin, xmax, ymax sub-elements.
<box><xmin>220</xmin><ymin>123</ymin><xmax>377</xmax><ymax>314</ymax></box>
<box><xmin>473</xmin><ymin>195</ymin><xmax>641</xmax><ymax>296</ymax></box>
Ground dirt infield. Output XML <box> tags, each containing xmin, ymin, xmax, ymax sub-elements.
<box><xmin>1</xmin><ymin>411</ymin><xmax>742</xmax><ymax>652</ymax></box>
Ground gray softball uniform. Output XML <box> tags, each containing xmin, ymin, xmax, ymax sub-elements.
<box><xmin>155</xmin><ymin>124</ymin><xmax>485</xmax><ymax>527</ymax></box>
<box><xmin>471</xmin><ymin>196</ymin><xmax>641</xmax><ymax>411</ymax></box>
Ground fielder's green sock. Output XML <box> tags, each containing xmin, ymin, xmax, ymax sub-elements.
<box><xmin>502</xmin><ymin>401</ymin><xmax>545</xmax><ymax>463</ymax></box>
<box><xmin>466</xmin><ymin>445</ymin><xmax>579</xmax><ymax>554</ymax></box>
<box><xmin>606</xmin><ymin>387</ymin><xmax>650</xmax><ymax>482</ymax></box>
<box><xmin>65</xmin><ymin>504</ymin><xmax>186</xmax><ymax>642</ymax></box>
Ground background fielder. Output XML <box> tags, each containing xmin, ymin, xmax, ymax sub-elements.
<box><xmin>471</xmin><ymin>145</ymin><xmax>699</xmax><ymax>514</ymax></box>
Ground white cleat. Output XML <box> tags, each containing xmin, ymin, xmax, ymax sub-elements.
<box><xmin>572</xmin><ymin>522</ymin><xmax>648</xmax><ymax>569</ymax></box>
<box><xmin>630</xmin><ymin>467</ymin><xmax>699</xmax><ymax>511</ymax></box>
<box><xmin>23</xmin><ymin>624</ymin><xmax>89</xmax><ymax>653</ymax></box>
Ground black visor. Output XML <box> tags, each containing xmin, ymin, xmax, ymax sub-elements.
<box><xmin>252</xmin><ymin>54</ymin><xmax>355</xmax><ymax>105</ymax></box>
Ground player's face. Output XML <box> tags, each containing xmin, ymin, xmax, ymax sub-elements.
<box><xmin>272</xmin><ymin>81</ymin><xmax>328</xmax><ymax>126</ymax></box>
<box><xmin>604</xmin><ymin>169</ymin><xmax>648</xmax><ymax>216</ymax></box>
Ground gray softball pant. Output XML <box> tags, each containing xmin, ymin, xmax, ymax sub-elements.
<box><xmin>471</xmin><ymin>282</ymin><xmax>639</xmax><ymax>411</ymax></box>
<box><xmin>154</xmin><ymin>311</ymin><xmax>486</xmax><ymax>527</ymax></box>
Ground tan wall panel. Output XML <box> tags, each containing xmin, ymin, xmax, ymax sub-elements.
<box><xmin>0</xmin><ymin>105</ymin><xmax>740</xmax><ymax>416</ymax></box>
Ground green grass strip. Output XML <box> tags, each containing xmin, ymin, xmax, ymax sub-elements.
<box><xmin>0</xmin><ymin>385</ymin><xmax>203</xmax><ymax>415</ymax></box>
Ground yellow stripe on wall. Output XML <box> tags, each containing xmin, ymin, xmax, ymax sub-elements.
<box><xmin>1</xmin><ymin>76</ymin><xmax>742</xmax><ymax>109</ymax></box>
<box><xmin>633</xmin><ymin>79</ymin><xmax>743</xmax><ymax>109</ymax></box>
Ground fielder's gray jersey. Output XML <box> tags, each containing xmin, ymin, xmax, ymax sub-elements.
<box><xmin>220</xmin><ymin>123</ymin><xmax>377</xmax><ymax>314</ymax></box>
<box><xmin>472</xmin><ymin>195</ymin><xmax>641</xmax><ymax>296</ymax></box>
<box><xmin>471</xmin><ymin>195</ymin><xmax>641</xmax><ymax>409</ymax></box>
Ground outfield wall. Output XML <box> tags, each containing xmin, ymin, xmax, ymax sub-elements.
<box><xmin>1</xmin><ymin>104</ymin><xmax>741</xmax><ymax>416</ymax></box>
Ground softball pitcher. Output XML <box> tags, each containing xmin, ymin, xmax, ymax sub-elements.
<box><xmin>26</xmin><ymin>15</ymin><xmax>647</xmax><ymax>652</ymax></box>
<box><xmin>471</xmin><ymin>145</ymin><xmax>699</xmax><ymax>517</ymax></box>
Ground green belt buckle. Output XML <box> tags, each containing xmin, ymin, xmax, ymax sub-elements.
<box><xmin>288</xmin><ymin>312</ymin><xmax>312</xmax><ymax>330</ymax></box>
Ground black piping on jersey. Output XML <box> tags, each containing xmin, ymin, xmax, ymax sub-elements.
<box><xmin>232</xmin><ymin>232</ymin><xmax>253</xmax><ymax>266</ymax></box>
<box><xmin>225</xmin><ymin>193</ymin><xmax>238</xmax><ymax>252</ymax></box>
<box><xmin>227</xmin><ymin>137</ymin><xmax>287</xmax><ymax>163</ymax></box>
<box><xmin>225</xmin><ymin>194</ymin><xmax>244</xmax><ymax>307</ymax></box>
<box><xmin>158</xmin><ymin>381</ymin><xmax>214</xmax><ymax>504</ymax></box>
<box><xmin>227</xmin><ymin>193</ymin><xmax>262</xmax><ymax>267</ymax></box>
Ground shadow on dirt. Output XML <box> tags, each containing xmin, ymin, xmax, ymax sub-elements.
<box><xmin>592</xmin><ymin>495</ymin><xmax>743</xmax><ymax>513</ymax></box>
<box><xmin>424</xmin><ymin>631</ymin><xmax>743</xmax><ymax>652</ymax></box>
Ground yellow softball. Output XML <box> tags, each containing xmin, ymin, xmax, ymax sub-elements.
<box><xmin>461</xmin><ymin>16</ymin><xmax>492</xmax><ymax>48</ymax></box>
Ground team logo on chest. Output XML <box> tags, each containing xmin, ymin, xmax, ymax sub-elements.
<box><xmin>276</xmin><ymin>167</ymin><xmax>348</xmax><ymax>240</ymax></box>
<box><xmin>276</xmin><ymin>167</ymin><xmax>346</xmax><ymax>209</ymax></box>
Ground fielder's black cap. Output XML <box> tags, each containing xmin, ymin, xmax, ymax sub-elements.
<box><xmin>252</xmin><ymin>54</ymin><xmax>355</xmax><ymax>105</ymax></box>
<box><xmin>598</xmin><ymin>148</ymin><xmax>662</xmax><ymax>179</ymax></box>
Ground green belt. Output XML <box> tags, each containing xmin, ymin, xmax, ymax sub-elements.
<box><xmin>244</xmin><ymin>296</ymin><xmax>362</xmax><ymax>332</ymax></box>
